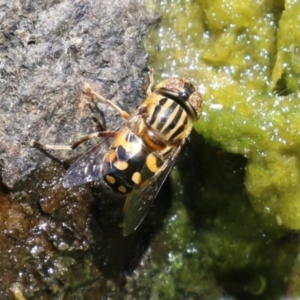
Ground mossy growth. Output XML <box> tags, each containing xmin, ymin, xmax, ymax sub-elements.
<box><xmin>146</xmin><ymin>0</ymin><xmax>300</xmax><ymax>230</ymax></box>
<box><xmin>141</xmin><ymin>0</ymin><xmax>300</xmax><ymax>299</ymax></box>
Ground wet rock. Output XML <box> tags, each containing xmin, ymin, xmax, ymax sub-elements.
<box><xmin>0</xmin><ymin>0</ymin><xmax>157</xmax><ymax>298</ymax></box>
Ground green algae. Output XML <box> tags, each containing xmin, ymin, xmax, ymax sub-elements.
<box><xmin>128</xmin><ymin>142</ymin><xmax>297</xmax><ymax>299</ymax></box>
<box><xmin>271</xmin><ymin>0</ymin><xmax>300</xmax><ymax>92</ymax></box>
<box><xmin>146</xmin><ymin>0</ymin><xmax>300</xmax><ymax>230</ymax></box>
<box><xmin>141</xmin><ymin>0</ymin><xmax>300</xmax><ymax>298</ymax></box>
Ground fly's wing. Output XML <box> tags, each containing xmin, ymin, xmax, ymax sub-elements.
<box><xmin>62</xmin><ymin>135</ymin><xmax>116</xmax><ymax>188</ymax></box>
<box><xmin>63</xmin><ymin>110</ymin><xmax>144</xmax><ymax>188</ymax></box>
<box><xmin>122</xmin><ymin>142</ymin><xmax>184</xmax><ymax>236</ymax></box>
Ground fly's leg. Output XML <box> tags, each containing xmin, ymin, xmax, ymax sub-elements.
<box><xmin>30</xmin><ymin>81</ymin><xmax>126</xmax><ymax>152</ymax></box>
<box><xmin>30</xmin><ymin>131</ymin><xmax>117</xmax><ymax>168</ymax></box>
<box><xmin>81</xmin><ymin>82</ymin><xmax>130</xmax><ymax>120</ymax></box>
<box><xmin>30</xmin><ymin>131</ymin><xmax>117</xmax><ymax>151</ymax></box>
<box><xmin>31</xmin><ymin>71</ymin><xmax>153</xmax><ymax>154</ymax></box>
<box><xmin>81</xmin><ymin>68</ymin><xmax>154</xmax><ymax>117</ymax></box>
<box><xmin>78</xmin><ymin>86</ymin><xmax>107</xmax><ymax>131</ymax></box>
<box><xmin>146</xmin><ymin>68</ymin><xmax>155</xmax><ymax>96</ymax></box>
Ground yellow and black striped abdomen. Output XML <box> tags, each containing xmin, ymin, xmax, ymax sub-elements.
<box><xmin>145</xmin><ymin>96</ymin><xmax>193</xmax><ymax>143</ymax></box>
<box><xmin>102</xmin><ymin>128</ymin><xmax>163</xmax><ymax>195</ymax></box>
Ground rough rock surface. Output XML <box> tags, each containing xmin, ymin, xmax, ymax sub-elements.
<box><xmin>0</xmin><ymin>1</ymin><xmax>157</xmax><ymax>299</ymax></box>
<box><xmin>0</xmin><ymin>0</ymin><xmax>153</xmax><ymax>188</ymax></box>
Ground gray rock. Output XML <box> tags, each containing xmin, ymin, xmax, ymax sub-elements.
<box><xmin>0</xmin><ymin>0</ymin><xmax>155</xmax><ymax>188</ymax></box>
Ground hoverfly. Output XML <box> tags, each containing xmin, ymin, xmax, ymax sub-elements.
<box><xmin>32</xmin><ymin>70</ymin><xmax>202</xmax><ymax>236</ymax></box>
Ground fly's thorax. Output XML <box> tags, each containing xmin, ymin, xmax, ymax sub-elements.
<box><xmin>142</xmin><ymin>94</ymin><xmax>194</xmax><ymax>145</ymax></box>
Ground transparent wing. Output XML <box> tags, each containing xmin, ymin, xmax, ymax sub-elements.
<box><xmin>63</xmin><ymin>134</ymin><xmax>116</xmax><ymax>188</ymax></box>
<box><xmin>63</xmin><ymin>109</ymin><xmax>144</xmax><ymax>188</ymax></box>
<box><xmin>122</xmin><ymin>142</ymin><xmax>184</xmax><ymax>236</ymax></box>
